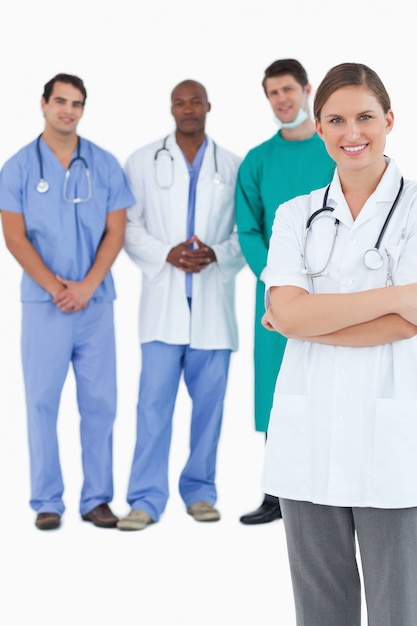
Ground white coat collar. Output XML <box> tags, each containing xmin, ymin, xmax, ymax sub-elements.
<box><xmin>326</xmin><ymin>158</ymin><xmax>404</xmax><ymax>228</ymax></box>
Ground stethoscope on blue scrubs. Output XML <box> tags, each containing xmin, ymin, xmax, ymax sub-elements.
<box><xmin>154</xmin><ymin>135</ymin><xmax>224</xmax><ymax>189</ymax></box>
<box><xmin>36</xmin><ymin>134</ymin><xmax>92</xmax><ymax>203</ymax></box>
<box><xmin>302</xmin><ymin>177</ymin><xmax>404</xmax><ymax>280</ymax></box>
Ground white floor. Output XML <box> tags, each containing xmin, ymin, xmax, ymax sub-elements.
<box><xmin>0</xmin><ymin>253</ymin><xmax>368</xmax><ymax>625</ymax></box>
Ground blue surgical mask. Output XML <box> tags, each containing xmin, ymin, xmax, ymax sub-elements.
<box><xmin>273</xmin><ymin>107</ymin><xmax>308</xmax><ymax>129</ymax></box>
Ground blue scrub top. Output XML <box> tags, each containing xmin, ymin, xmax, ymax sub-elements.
<box><xmin>183</xmin><ymin>138</ymin><xmax>207</xmax><ymax>299</ymax></box>
<box><xmin>0</xmin><ymin>137</ymin><xmax>135</xmax><ymax>302</ymax></box>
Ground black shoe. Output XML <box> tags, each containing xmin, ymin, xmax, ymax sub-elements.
<box><xmin>239</xmin><ymin>499</ymin><xmax>282</xmax><ymax>525</ymax></box>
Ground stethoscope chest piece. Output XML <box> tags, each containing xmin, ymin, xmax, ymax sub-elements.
<box><xmin>36</xmin><ymin>179</ymin><xmax>49</xmax><ymax>193</ymax></box>
<box><xmin>364</xmin><ymin>248</ymin><xmax>384</xmax><ymax>270</ymax></box>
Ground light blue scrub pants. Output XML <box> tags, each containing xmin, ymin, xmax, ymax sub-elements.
<box><xmin>22</xmin><ymin>301</ymin><xmax>117</xmax><ymax>517</ymax></box>
<box><xmin>126</xmin><ymin>341</ymin><xmax>231</xmax><ymax>521</ymax></box>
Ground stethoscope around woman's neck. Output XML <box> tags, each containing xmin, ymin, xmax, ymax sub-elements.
<box><xmin>302</xmin><ymin>176</ymin><xmax>404</xmax><ymax>278</ymax></box>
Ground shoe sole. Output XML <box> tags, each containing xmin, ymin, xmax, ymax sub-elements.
<box><xmin>187</xmin><ymin>512</ymin><xmax>221</xmax><ymax>522</ymax></box>
<box><xmin>36</xmin><ymin>522</ymin><xmax>61</xmax><ymax>530</ymax></box>
<box><xmin>117</xmin><ymin>524</ymin><xmax>148</xmax><ymax>531</ymax></box>
<box><xmin>81</xmin><ymin>516</ymin><xmax>118</xmax><ymax>528</ymax></box>
<box><xmin>239</xmin><ymin>514</ymin><xmax>282</xmax><ymax>525</ymax></box>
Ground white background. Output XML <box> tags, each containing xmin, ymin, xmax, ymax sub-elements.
<box><xmin>0</xmin><ymin>1</ymin><xmax>414</xmax><ymax>624</ymax></box>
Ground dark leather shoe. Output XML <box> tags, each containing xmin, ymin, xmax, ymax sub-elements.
<box><xmin>240</xmin><ymin>501</ymin><xmax>282</xmax><ymax>525</ymax></box>
<box><xmin>82</xmin><ymin>503</ymin><xmax>118</xmax><ymax>528</ymax></box>
<box><xmin>35</xmin><ymin>512</ymin><xmax>61</xmax><ymax>530</ymax></box>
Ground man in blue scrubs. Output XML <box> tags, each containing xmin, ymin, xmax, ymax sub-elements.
<box><xmin>0</xmin><ymin>74</ymin><xmax>135</xmax><ymax>530</ymax></box>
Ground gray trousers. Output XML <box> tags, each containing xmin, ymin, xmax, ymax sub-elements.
<box><xmin>280</xmin><ymin>498</ymin><xmax>417</xmax><ymax>626</ymax></box>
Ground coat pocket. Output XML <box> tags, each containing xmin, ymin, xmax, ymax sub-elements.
<box><xmin>372</xmin><ymin>398</ymin><xmax>417</xmax><ymax>503</ymax></box>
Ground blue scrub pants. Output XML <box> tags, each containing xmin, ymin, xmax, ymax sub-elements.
<box><xmin>126</xmin><ymin>341</ymin><xmax>231</xmax><ymax>521</ymax></box>
<box><xmin>22</xmin><ymin>301</ymin><xmax>117</xmax><ymax>516</ymax></box>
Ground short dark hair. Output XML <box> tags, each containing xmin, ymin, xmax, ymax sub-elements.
<box><xmin>42</xmin><ymin>73</ymin><xmax>87</xmax><ymax>104</ymax></box>
<box><xmin>262</xmin><ymin>59</ymin><xmax>309</xmax><ymax>95</ymax></box>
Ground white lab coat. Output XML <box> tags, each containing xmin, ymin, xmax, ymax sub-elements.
<box><xmin>263</xmin><ymin>159</ymin><xmax>417</xmax><ymax>509</ymax></box>
<box><xmin>124</xmin><ymin>133</ymin><xmax>246</xmax><ymax>350</ymax></box>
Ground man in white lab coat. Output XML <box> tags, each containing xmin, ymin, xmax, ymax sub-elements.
<box><xmin>117</xmin><ymin>80</ymin><xmax>245</xmax><ymax>530</ymax></box>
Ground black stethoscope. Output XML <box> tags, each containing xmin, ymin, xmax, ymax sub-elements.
<box><xmin>302</xmin><ymin>177</ymin><xmax>404</xmax><ymax>278</ymax></box>
<box><xmin>154</xmin><ymin>136</ymin><xmax>224</xmax><ymax>189</ymax></box>
<box><xmin>36</xmin><ymin>134</ymin><xmax>92</xmax><ymax>203</ymax></box>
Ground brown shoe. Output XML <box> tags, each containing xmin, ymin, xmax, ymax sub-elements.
<box><xmin>35</xmin><ymin>512</ymin><xmax>61</xmax><ymax>531</ymax></box>
<box><xmin>81</xmin><ymin>503</ymin><xmax>118</xmax><ymax>528</ymax></box>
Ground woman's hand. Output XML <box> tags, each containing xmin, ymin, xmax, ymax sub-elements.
<box><xmin>261</xmin><ymin>306</ymin><xmax>277</xmax><ymax>332</ymax></box>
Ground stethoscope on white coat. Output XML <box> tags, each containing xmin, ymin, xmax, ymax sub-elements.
<box><xmin>154</xmin><ymin>136</ymin><xmax>224</xmax><ymax>189</ymax></box>
<box><xmin>36</xmin><ymin>134</ymin><xmax>92</xmax><ymax>203</ymax></box>
<box><xmin>302</xmin><ymin>176</ymin><xmax>404</xmax><ymax>279</ymax></box>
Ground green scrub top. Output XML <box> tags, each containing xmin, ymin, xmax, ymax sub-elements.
<box><xmin>236</xmin><ymin>130</ymin><xmax>334</xmax><ymax>432</ymax></box>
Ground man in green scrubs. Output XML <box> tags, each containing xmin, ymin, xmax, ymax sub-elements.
<box><xmin>236</xmin><ymin>59</ymin><xmax>334</xmax><ymax>524</ymax></box>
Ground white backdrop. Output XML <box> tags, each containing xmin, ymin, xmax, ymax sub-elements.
<box><xmin>0</xmin><ymin>2</ymin><xmax>414</xmax><ymax>624</ymax></box>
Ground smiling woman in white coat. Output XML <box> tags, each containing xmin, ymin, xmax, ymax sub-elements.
<box><xmin>117</xmin><ymin>79</ymin><xmax>245</xmax><ymax>531</ymax></box>
<box><xmin>262</xmin><ymin>62</ymin><xmax>417</xmax><ymax>625</ymax></box>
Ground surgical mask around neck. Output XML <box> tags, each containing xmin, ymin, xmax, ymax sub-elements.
<box><xmin>273</xmin><ymin>107</ymin><xmax>308</xmax><ymax>129</ymax></box>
